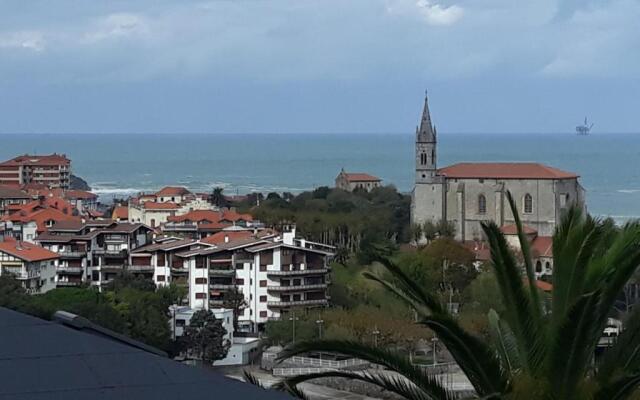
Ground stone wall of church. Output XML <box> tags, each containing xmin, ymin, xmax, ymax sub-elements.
<box><xmin>411</xmin><ymin>181</ymin><xmax>444</xmax><ymax>227</ymax></box>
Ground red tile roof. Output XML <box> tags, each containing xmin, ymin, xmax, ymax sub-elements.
<box><xmin>531</xmin><ymin>236</ymin><xmax>553</xmax><ymax>258</ymax></box>
<box><xmin>342</xmin><ymin>172</ymin><xmax>381</xmax><ymax>182</ymax></box>
<box><xmin>500</xmin><ymin>224</ymin><xmax>538</xmax><ymax>235</ymax></box>
<box><xmin>197</xmin><ymin>222</ymin><xmax>232</xmax><ymax>231</ymax></box>
<box><xmin>0</xmin><ymin>154</ymin><xmax>70</xmax><ymax>167</ymax></box>
<box><xmin>156</xmin><ymin>186</ymin><xmax>191</xmax><ymax>197</ymax></box>
<box><xmin>112</xmin><ymin>206</ymin><xmax>129</xmax><ymax>220</ymax></box>
<box><xmin>201</xmin><ymin>230</ymin><xmax>254</xmax><ymax>245</ymax></box>
<box><xmin>143</xmin><ymin>202</ymin><xmax>179</xmax><ymax>210</ymax></box>
<box><xmin>65</xmin><ymin>190</ymin><xmax>98</xmax><ymax>200</ymax></box>
<box><xmin>524</xmin><ymin>279</ymin><xmax>553</xmax><ymax>292</ymax></box>
<box><xmin>167</xmin><ymin>210</ymin><xmax>222</xmax><ymax>224</ymax></box>
<box><xmin>438</xmin><ymin>163</ymin><xmax>578</xmax><ymax>180</ymax></box>
<box><xmin>220</xmin><ymin>210</ymin><xmax>253</xmax><ymax>222</ymax></box>
<box><xmin>0</xmin><ymin>240</ymin><xmax>59</xmax><ymax>262</ymax></box>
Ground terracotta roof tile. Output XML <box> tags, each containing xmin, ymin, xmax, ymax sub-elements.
<box><xmin>500</xmin><ymin>224</ymin><xmax>538</xmax><ymax>235</ymax></box>
<box><xmin>531</xmin><ymin>236</ymin><xmax>553</xmax><ymax>258</ymax></box>
<box><xmin>156</xmin><ymin>186</ymin><xmax>191</xmax><ymax>197</ymax></box>
<box><xmin>143</xmin><ymin>202</ymin><xmax>179</xmax><ymax>210</ymax></box>
<box><xmin>438</xmin><ymin>163</ymin><xmax>578</xmax><ymax>180</ymax></box>
<box><xmin>112</xmin><ymin>206</ymin><xmax>129</xmax><ymax>220</ymax></box>
<box><xmin>0</xmin><ymin>240</ymin><xmax>59</xmax><ymax>262</ymax></box>
<box><xmin>201</xmin><ymin>230</ymin><xmax>254</xmax><ymax>245</ymax></box>
<box><xmin>342</xmin><ymin>172</ymin><xmax>381</xmax><ymax>182</ymax></box>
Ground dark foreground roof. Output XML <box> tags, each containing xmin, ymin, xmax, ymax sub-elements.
<box><xmin>0</xmin><ymin>307</ymin><xmax>290</xmax><ymax>400</ymax></box>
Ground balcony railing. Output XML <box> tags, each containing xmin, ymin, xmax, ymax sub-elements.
<box><xmin>267</xmin><ymin>299</ymin><xmax>328</xmax><ymax>307</ymax></box>
<box><xmin>58</xmin><ymin>251</ymin><xmax>87</xmax><ymax>258</ymax></box>
<box><xmin>266</xmin><ymin>268</ymin><xmax>329</xmax><ymax>276</ymax></box>
<box><xmin>128</xmin><ymin>265</ymin><xmax>154</xmax><ymax>272</ymax></box>
<box><xmin>209</xmin><ymin>269</ymin><xmax>235</xmax><ymax>276</ymax></box>
<box><xmin>209</xmin><ymin>299</ymin><xmax>225</xmax><ymax>306</ymax></box>
<box><xmin>56</xmin><ymin>281</ymin><xmax>82</xmax><ymax>287</ymax></box>
<box><xmin>267</xmin><ymin>283</ymin><xmax>328</xmax><ymax>292</ymax></box>
<box><xmin>57</xmin><ymin>266</ymin><xmax>84</xmax><ymax>274</ymax></box>
<box><xmin>92</xmin><ymin>249</ymin><xmax>128</xmax><ymax>257</ymax></box>
<box><xmin>99</xmin><ymin>265</ymin><xmax>125</xmax><ymax>271</ymax></box>
<box><xmin>209</xmin><ymin>284</ymin><xmax>235</xmax><ymax>290</ymax></box>
<box><xmin>2</xmin><ymin>269</ymin><xmax>38</xmax><ymax>280</ymax></box>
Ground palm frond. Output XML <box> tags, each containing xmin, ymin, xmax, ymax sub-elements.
<box><xmin>505</xmin><ymin>191</ymin><xmax>542</xmax><ymax>321</ymax></box>
<box><xmin>548</xmin><ymin>290</ymin><xmax>602</xmax><ymax>398</ymax></box>
<box><xmin>598</xmin><ymin>305</ymin><xmax>640</xmax><ymax>382</ymax></box>
<box><xmin>363</xmin><ymin>271</ymin><xmax>433</xmax><ymax>317</ymax></box>
<box><xmin>274</xmin><ymin>370</ymin><xmax>453</xmax><ymax>400</ymax></box>
<box><xmin>487</xmin><ymin>309</ymin><xmax>522</xmax><ymax>375</ymax></box>
<box><xmin>243</xmin><ymin>369</ymin><xmax>265</xmax><ymax>389</ymax></box>
<box><xmin>594</xmin><ymin>373</ymin><xmax>640</xmax><ymax>400</ymax></box>
<box><xmin>276</xmin><ymin>340</ymin><xmax>456</xmax><ymax>400</ymax></box>
<box><xmin>481</xmin><ymin>221</ymin><xmax>545</xmax><ymax>373</ymax></box>
<box><xmin>422</xmin><ymin>314</ymin><xmax>508</xmax><ymax>396</ymax></box>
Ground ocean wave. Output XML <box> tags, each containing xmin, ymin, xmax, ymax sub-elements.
<box><xmin>617</xmin><ymin>189</ymin><xmax>640</xmax><ymax>194</ymax></box>
<box><xmin>92</xmin><ymin>187</ymin><xmax>147</xmax><ymax>195</ymax></box>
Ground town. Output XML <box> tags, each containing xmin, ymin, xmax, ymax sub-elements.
<box><xmin>0</xmin><ymin>95</ymin><xmax>637</xmax><ymax>399</ymax></box>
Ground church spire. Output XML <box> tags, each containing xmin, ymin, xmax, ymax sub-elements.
<box><xmin>417</xmin><ymin>90</ymin><xmax>435</xmax><ymax>142</ymax></box>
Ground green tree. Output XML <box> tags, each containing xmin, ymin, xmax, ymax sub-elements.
<box><xmin>423</xmin><ymin>221</ymin><xmax>438</xmax><ymax>243</ymax></box>
<box><xmin>222</xmin><ymin>287</ymin><xmax>248</xmax><ymax>332</ymax></box>
<box><xmin>410</xmin><ymin>223</ymin><xmax>423</xmax><ymax>245</ymax></box>
<box><xmin>210</xmin><ymin>186</ymin><xmax>229</xmax><ymax>208</ymax></box>
<box><xmin>181</xmin><ymin>309</ymin><xmax>230</xmax><ymax>363</ymax></box>
<box><xmin>276</xmin><ymin>192</ymin><xmax>640</xmax><ymax>400</ymax></box>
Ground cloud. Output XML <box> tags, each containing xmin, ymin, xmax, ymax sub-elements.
<box><xmin>416</xmin><ymin>0</ymin><xmax>464</xmax><ymax>25</ymax></box>
<box><xmin>82</xmin><ymin>13</ymin><xmax>149</xmax><ymax>43</ymax></box>
<box><xmin>0</xmin><ymin>31</ymin><xmax>45</xmax><ymax>51</ymax></box>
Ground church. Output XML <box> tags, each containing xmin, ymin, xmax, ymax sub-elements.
<box><xmin>411</xmin><ymin>93</ymin><xmax>586</xmax><ymax>244</ymax></box>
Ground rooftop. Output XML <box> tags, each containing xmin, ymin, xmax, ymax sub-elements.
<box><xmin>155</xmin><ymin>186</ymin><xmax>191</xmax><ymax>197</ymax></box>
<box><xmin>0</xmin><ymin>307</ymin><xmax>290</xmax><ymax>399</ymax></box>
<box><xmin>0</xmin><ymin>240</ymin><xmax>59</xmax><ymax>262</ymax></box>
<box><xmin>438</xmin><ymin>163</ymin><xmax>579</xmax><ymax>180</ymax></box>
<box><xmin>340</xmin><ymin>171</ymin><xmax>381</xmax><ymax>182</ymax></box>
<box><xmin>0</xmin><ymin>153</ymin><xmax>70</xmax><ymax>167</ymax></box>
<box><xmin>0</xmin><ymin>186</ymin><xmax>29</xmax><ymax>199</ymax></box>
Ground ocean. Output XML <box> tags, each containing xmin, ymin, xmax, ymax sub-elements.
<box><xmin>0</xmin><ymin>133</ymin><xmax>638</xmax><ymax>220</ymax></box>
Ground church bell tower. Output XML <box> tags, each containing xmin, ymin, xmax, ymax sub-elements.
<box><xmin>416</xmin><ymin>91</ymin><xmax>437</xmax><ymax>184</ymax></box>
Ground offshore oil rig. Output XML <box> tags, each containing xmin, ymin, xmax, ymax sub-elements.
<box><xmin>576</xmin><ymin>117</ymin><xmax>594</xmax><ymax>135</ymax></box>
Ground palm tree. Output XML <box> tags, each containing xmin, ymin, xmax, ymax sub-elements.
<box><xmin>275</xmin><ymin>192</ymin><xmax>640</xmax><ymax>399</ymax></box>
<box><xmin>210</xmin><ymin>186</ymin><xmax>228</xmax><ymax>208</ymax></box>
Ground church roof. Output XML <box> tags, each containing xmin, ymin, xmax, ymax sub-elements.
<box><xmin>342</xmin><ymin>172</ymin><xmax>381</xmax><ymax>182</ymax></box>
<box><xmin>438</xmin><ymin>163</ymin><xmax>578</xmax><ymax>180</ymax></box>
<box><xmin>416</xmin><ymin>91</ymin><xmax>436</xmax><ymax>142</ymax></box>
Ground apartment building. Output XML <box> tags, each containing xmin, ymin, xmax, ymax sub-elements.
<box><xmin>0</xmin><ymin>239</ymin><xmax>58</xmax><ymax>294</ymax></box>
<box><xmin>178</xmin><ymin>229</ymin><xmax>334</xmax><ymax>333</ymax></box>
<box><xmin>0</xmin><ymin>154</ymin><xmax>71</xmax><ymax>190</ymax></box>
<box><xmin>0</xmin><ymin>186</ymin><xmax>30</xmax><ymax>216</ymax></box>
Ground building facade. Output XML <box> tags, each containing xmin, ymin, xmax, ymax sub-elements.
<box><xmin>0</xmin><ymin>240</ymin><xmax>58</xmax><ymax>294</ymax></box>
<box><xmin>0</xmin><ymin>154</ymin><xmax>71</xmax><ymax>190</ymax></box>
<box><xmin>411</xmin><ymin>93</ymin><xmax>586</xmax><ymax>242</ymax></box>
<box><xmin>335</xmin><ymin>169</ymin><xmax>382</xmax><ymax>192</ymax></box>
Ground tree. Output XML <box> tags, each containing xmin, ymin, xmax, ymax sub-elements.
<box><xmin>181</xmin><ymin>309</ymin><xmax>230</xmax><ymax>364</ymax></box>
<box><xmin>435</xmin><ymin>219</ymin><xmax>455</xmax><ymax>238</ymax></box>
<box><xmin>222</xmin><ymin>287</ymin><xmax>248</xmax><ymax>332</ymax></box>
<box><xmin>275</xmin><ymin>191</ymin><xmax>640</xmax><ymax>400</ymax></box>
<box><xmin>210</xmin><ymin>186</ymin><xmax>229</xmax><ymax>208</ymax></box>
<box><xmin>106</xmin><ymin>272</ymin><xmax>156</xmax><ymax>292</ymax></box>
<box><xmin>423</xmin><ymin>221</ymin><xmax>438</xmax><ymax>243</ymax></box>
<box><xmin>409</xmin><ymin>223</ymin><xmax>423</xmax><ymax>245</ymax></box>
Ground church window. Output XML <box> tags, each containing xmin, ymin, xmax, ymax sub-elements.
<box><xmin>478</xmin><ymin>194</ymin><xmax>487</xmax><ymax>214</ymax></box>
<box><xmin>524</xmin><ymin>194</ymin><xmax>533</xmax><ymax>214</ymax></box>
<box><xmin>545</xmin><ymin>261</ymin><xmax>551</xmax><ymax>271</ymax></box>
<box><xmin>420</xmin><ymin>153</ymin><xmax>427</xmax><ymax>165</ymax></box>
<box><xmin>535</xmin><ymin>261</ymin><xmax>542</xmax><ymax>273</ymax></box>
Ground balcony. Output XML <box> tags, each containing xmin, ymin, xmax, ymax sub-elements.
<box><xmin>266</xmin><ymin>268</ymin><xmax>329</xmax><ymax>276</ymax></box>
<box><xmin>58</xmin><ymin>250</ymin><xmax>87</xmax><ymax>258</ymax></box>
<box><xmin>56</xmin><ymin>281</ymin><xmax>82</xmax><ymax>287</ymax></box>
<box><xmin>267</xmin><ymin>283</ymin><xmax>328</xmax><ymax>292</ymax></box>
<box><xmin>267</xmin><ymin>299</ymin><xmax>329</xmax><ymax>307</ymax></box>
<box><xmin>99</xmin><ymin>265</ymin><xmax>125</xmax><ymax>272</ymax></box>
<box><xmin>209</xmin><ymin>284</ymin><xmax>235</xmax><ymax>290</ymax></box>
<box><xmin>93</xmin><ymin>249</ymin><xmax>128</xmax><ymax>257</ymax></box>
<box><xmin>209</xmin><ymin>268</ymin><xmax>235</xmax><ymax>276</ymax></box>
<box><xmin>2</xmin><ymin>269</ymin><xmax>38</xmax><ymax>280</ymax></box>
<box><xmin>128</xmin><ymin>265</ymin><xmax>154</xmax><ymax>272</ymax></box>
<box><xmin>57</xmin><ymin>266</ymin><xmax>84</xmax><ymax>274</ymax></box>
<box><xmin>209</xmin><ymin>299</ymin><xmax>225</xmax><ymax>306</ymax></box>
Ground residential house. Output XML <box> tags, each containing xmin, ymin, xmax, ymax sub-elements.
<box><xmin>0</xmin><ymin>239</ymin><xmax>58</xmax><ymax>294</ymax></box>
<box><xmin>335</xmin><ymin>168</ymin><xmax>382</xmax><ymax>192</ymax></box>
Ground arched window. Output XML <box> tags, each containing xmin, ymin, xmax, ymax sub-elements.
<box><xmin>420</xmin><ymin>153</ymin><xmax>427</xmax><ymax>165</ymax></box>
<box><xmin>478</xmin><ymin>194</ymin><xmax>487</xmax><ymax>214</ymax></box>
<box><xmin>536</xmin><ymin>261</ymin><xmax>542</xmax><ymax>273</ymax></box>
<box><xmin>524</xmin><ymin>193</ymin><xmax>533</xmax><ymax>214</ymax></box>
<box><xmin>545</xmin><ymin>261</ymin><xmax>551</xmax><ymax>271</ymax></box>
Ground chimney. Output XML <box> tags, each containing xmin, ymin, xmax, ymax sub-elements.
<box><xmin>283</xmin><ymin>227</ymin><xmax>296</xmax><ymax>246</ymax></box>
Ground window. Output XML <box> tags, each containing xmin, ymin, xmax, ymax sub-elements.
<box><xmin>545</xmin><ymin>261</ymin><xmax>551</xmax><ymax>271</ymax></box>
<box><xmin>176</xmin><ymin>319</ymin><xmax>186</xmax><ymax>327</ymax></box>
<box><xmin>560</xmin><ymin>193</ymin><xmax>570</xmax><ymax>207</ymax></box>
<box><xmin>524</xmin><ymin>194</ymin><xmax>533</xmax><ymax>214</ymax></box>
<box><xmin>195</xmin><ymin>292</ymin><xmax>206</xmax><ymax>299</ymax></box>
<box><xmin>236</xmin><ymin>278</ymin><xmax>244</xmax><ymax>285</ymax></box>
<box><xmin>260</xmin><ymin>311</ymin><xmax>267</xmax><ymax>318</ymax></box>
<box><xmin>259</xmin><ymin>280</ymin><xmax>267</xmax><ymax>287</ymax></box>
<box><xmin>420</xmin><ymin>153</ymin><xmax>427</xmax><ymax>165</ymax></box>
<box><xmin>236</xmin><ymin>263</ymin><xmax>244</xmax><ymax>270</ymax></box>
<box><xmin>535</xmin><ymin>261</ymin><xmax>542</xmax><ymax>273</ymax></box>
<box><xmin>195</xmin><ymin>277</ymin><xmax>207</xmax><ymax>284</ymax></box>
<box><xmin>157</xmin><ymin>275</ymin><xmax>165</xmax><ymax>282</ymax></box>
<box><xmin>260</xmin><ymin>264</ymin><xmax>266</xmax><ymax>271</ymax></box>
<box><xmin>478</xmin><ymin>194</ymin><xmax>487</xmax><ymax>214</ymax></box>
<box><xmin>260</xmin><ymin>295</ymin><xmax>267</xmax><ymax>302</ymax></box>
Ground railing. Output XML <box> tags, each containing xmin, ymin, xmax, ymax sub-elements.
<box><xmin>273</xmin><ymin>367</ymin><xmax>338</xmax><ymax>377</ymax></box>
<box><xmin>210</xmin><ymin>284</ymin><xmax>235</xmax><ymax>290</ymax></box>
<box><xmin>99</xmin><ymin>265</ymin><xmax>125</xmax><ymax>271</ymax></box>
<box><xmin>57</xmin><ymin>266</ymin><xmax>84</xmax><ymax>274</ymax></box>
<box><xmin>2</xmin><ymin>269</ymin><xmax>37</xmax><ymax>280</ymax></box>
<box><xmin>56</xmin><ymin>281</ymin><xmax>82</xmax><ymax>287</ymax></box>
<box><xmin>267</xmin><ymin>299</ymin><xmax>328</xmax><ymax>307</ymax></box>
<box><xmin>128</xmin><ymin>265</ymin><xmax>154</xmax><ymax>272</ymax></box>
<box><xmin>58</xmin><ymin>251</ymin><xmax>86</xmax><ymax>258</ymax></box>
<box><xmin>267</xmin><ymin>283</ymin><xmax>328</xmax><ymax>292</ymax></box>
<box><xmin>92</xmin><ymin>249</ymin><xmax>128</xmax><ymax>256</ymax></box>
<box><xmin>264</xmin><ymin>353</ymin><xmax>369</xmax><ymax>368</ymax></box>
<box><xmin>266</xmin><ymin>268</ymin><xmax>329</xmax><ymax>276</ymax></box>
<box><xmin>209</xmin><ymin>269</ymin><xmax>235</xmax><ymax>276</ymax></box>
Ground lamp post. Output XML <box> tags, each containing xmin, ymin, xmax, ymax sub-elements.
<box><xmin>316</xmin><ymin>315</ymin><xmax>324</xmax><ymax>339</ymax></box>
<box><xmin>431</xmin><ymin>337</ymin><xmax>439</xmax><ymax>366</ymax></box>
<box><xmin>289</xmin><ymin>311</ymin><xmax>299</xmax><ymax>344</ymax></box>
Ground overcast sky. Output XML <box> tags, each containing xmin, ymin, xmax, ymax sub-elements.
<box><xmin>0</xmin><ymin>0</ymin><xmax>638</xmax><ymax>134</ymax></box>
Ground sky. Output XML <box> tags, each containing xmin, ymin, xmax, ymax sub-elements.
<box><xmin>0</xmin><ymin>0</ymin><xmax>638</xmax><ymax>134</ymax></box>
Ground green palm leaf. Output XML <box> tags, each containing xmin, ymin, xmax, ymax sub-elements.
<box><xmin>487</xmin><ymin>309</ymin><xmax>522</xmax><ymax>375</ymax></box>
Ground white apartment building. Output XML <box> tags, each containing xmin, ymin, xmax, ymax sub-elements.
<box><xmin>0</xmin><ymin>239</ymin><xmax>58</xmax><ymax>294</ymax></box>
